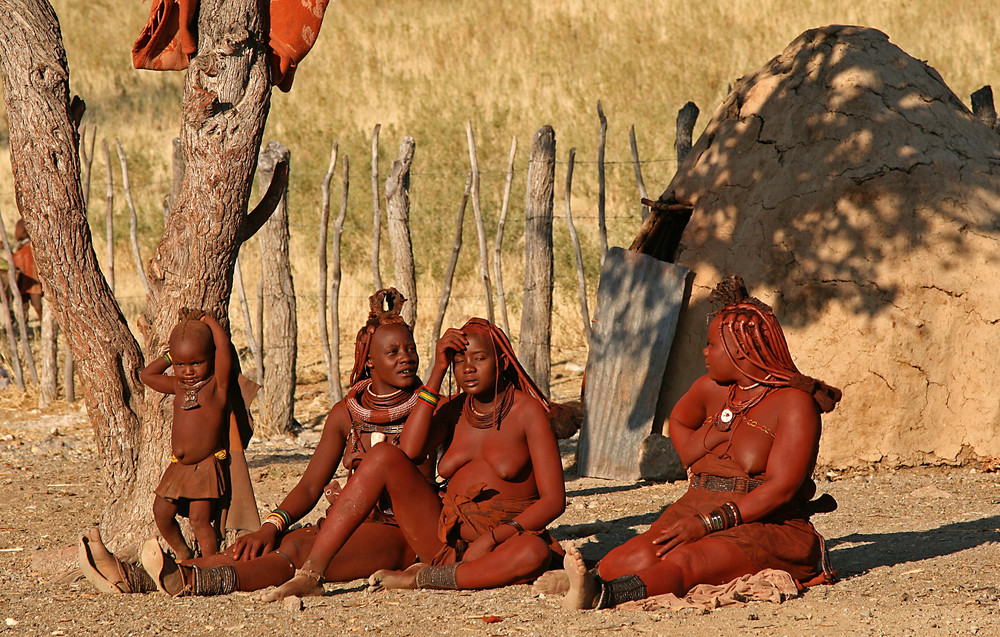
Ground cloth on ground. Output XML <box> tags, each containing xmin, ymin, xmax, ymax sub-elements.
<box><xmin>617</xmin><ymin>568</ymin><xmax>801</xmax><ymax>611</ymax></box>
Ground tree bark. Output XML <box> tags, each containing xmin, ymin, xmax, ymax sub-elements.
<box><xmin>256</xmin><ymin>142</ymin><xmax>297</xmax><ymax>436</ymax></box>
<box><xmin>384</xmin><ymin>137</ymin><xmax>417</xmax><ymax>329</ymax></box>
<box><xmin>1</xmin><ymin>0</ymin><xmax>277</xmax><ymax>555</ymax></box>
<box><xmin>520</xmin><ymin>126</ymin><xmax>555</xmax><ymax>396</ymax></box>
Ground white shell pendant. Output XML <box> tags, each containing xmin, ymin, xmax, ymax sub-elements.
<box><xmin>720</xmin><ymin>408</ymin><xmax>734</xmax><ymax>423</ymax></box>
<box><xmin>370</xmin><ymin>432</ymin><xmax>387</xmax><ymax>445</ymax></box>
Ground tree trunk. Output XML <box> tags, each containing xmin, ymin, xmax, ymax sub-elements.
<box><xmin>0</xmin><ymin>0</ymin><xmax>277</xmax><ymax>556</ymax></box>
<box><xmin>520</xmin><ymin>126</ymin><xmax>555</xmax><ymax>396</ymax></box>
<box><xmin>256</xmin><ymin>142</ymin><xmax>297</xmax><ymax>436</ymax></box>
<box><xmin>384</xmin><ymin>137</ymin><xmax>417</xmax><ymax>329</ymax></box>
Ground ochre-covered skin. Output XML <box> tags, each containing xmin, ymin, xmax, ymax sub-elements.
<box><xmin>561</xmin><ymin>277</ymin><xmax>840</xmax><ymax>609</ymax></box>
<box><xmin>261</xmin><ymin>319</ymin><xmax>566</xmax><ymax>600</ymax></box>
<box><xmin>140</xmin><ymin>313</ymin><xmax>232</xmax><ymax>560</ymax></box>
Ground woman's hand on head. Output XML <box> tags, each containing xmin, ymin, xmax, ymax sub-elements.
<box><xmin>226</xmin><ymin>524</ymin><xmax>280</xmax><ymax>561</ymax></box>
<box><xmin>434</xmin><ymin>329</ymin><xmax>468</xmax><ymax>371</ymax></box>
<box><xmin>651</xmin><ymin>516</ymin><xmax>708</xmax><ymax>557</ymax></box>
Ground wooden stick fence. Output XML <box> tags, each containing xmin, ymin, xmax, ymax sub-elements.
<box><xmin>318</xmin><ymin>141</ymin><xmax>339</xmax><ymax>403</ymax></box>
<box><xmin>370</xmin><ymin>124</ymin><xmax>383</xmax><ymax>291</ymax></box>
<box><xmin>564</xmin><ymin>148</ymin><xmax>591</xmax><ymax>342</ymax></box>
<box><xmin>493</xmin><ymin>136</ymin><xmax>517</xmax><ymax>336</ymax></box>
<box><xmin>465</xmin><ymin>123</ymin><xmax>495</xmax><ymax>324</ymax></box>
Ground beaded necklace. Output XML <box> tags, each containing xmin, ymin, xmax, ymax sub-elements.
<box><xmin>346</xmin><ymin>378</ymin><xmax>417</xmax><ymax>451</ymax></box>
<box><xmin>712</xmin><ymin>384</ymin><xmax>772</xmax><ymax>432</ymax></box>
<box><xmin>462</xmin><ymin>385</ymin><xmax>514</xmax><ymax>429</ymax></box>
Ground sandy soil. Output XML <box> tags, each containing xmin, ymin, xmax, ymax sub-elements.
<box><xmin>2</xmin><ymin>403</ymin><xmax>998</xmax><ymax>636</ymax></box>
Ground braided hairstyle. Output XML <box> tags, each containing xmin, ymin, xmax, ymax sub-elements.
<box><xmin>461</xmin><ymin>318</ymin><xmax>550</xmax><ymax>412</ymax></box>
<box><xmin>350</xmin><ymin>288</ymin><xmax>412</xmax><ymax>385</ymax></box>
<box><xmin>708</xmin><ymin>275</ymin><xmax>841</xmax><ymax>413</ymax></box>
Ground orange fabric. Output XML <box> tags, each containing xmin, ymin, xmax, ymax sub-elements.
<box><xmin>131</xmin><ymin>0</ymin><xmax>330</xmax><ymax>91</ymax></box>
<box><xmin>269</xmin><ymin>0</ymin><xmax>331</xmax><ymax>92</ymax></box>
<box><xmin>12</xmin><ymin>242</ymin><xmax>41</xmax><ymax>297</ymax></box>
<box><xmin>132</xmin><ymin>0</ymin><xmax>198</xmax><ymax>71</ymax></box>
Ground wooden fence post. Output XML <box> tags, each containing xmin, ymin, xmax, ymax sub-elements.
<box><xmin>466</xmin><ymin>122</ymin><xmax>494</xmax><ymax>323</ymax></box>
<box><xmin>564</xmin><ymin>148</ymin><xmax>590</xmax><ymax>342</ymax></box>
<box><xmin>0</xmin><ymin>211</ymin><xmax>38</xmax><ymax>385</ymax></box>
<box><xmin>115</xmin><ymin>139</ymin><xmax>153</xmax><ymax>301</ymax></box>
<box><xmin>675</xmin><ymin>101</ymin><xmax>700</xmax><ymax>164</ymax></box>
<box><xmin>429</xmin><ymin>171</ymin><xmax>472</xmax><ymax>377</ymax></box>
<box><xmin>233</xmin><ymin>258</ymin><xmax>260</xmax><ymax>381</ymax></box>
<box><xmin>596</xmin><ymin>101</ymin><xmax>608</xmax><ymax>264</ymax></box>
<box><xmin>257</xmin><ymin>141</ymin><xmax>297</xmax><ymax>435</ymax></box>
<box><xmin>328</xmin><ymin>154</ymin><xmax>349</xmax><ymax>403</ymax></box>
<box><xmin>385</xmin><ymin>137</ymin><xmax>417</xmax><ymax>329</ymax></box>
<box><xmin>370</xmin><ymin>124</ymin><xmax>383</xmax><ymax>291</ymax></box>
<box><xmin>318</xmin><ymin>141</ymin><xmax>339</xmax><ymax>403</ymax></box>
<box><xmin>101</xmin><ymin>138</ymin><xmax>115</xmax><ymax>293</ymax></box>
<box><xmin>971</xmin><ymin>86</ymin><xmax>997</xmax><ymax>130</ymax></box>
<box><xmin>494</xmin><ymin>136</ymin><xmax>517</xmax><ymax>335</ymax></box>
<box><xmin>39</xmin><ymin>281</ymin><xmax>58</xmax><ymax>405</ymax></box>
<box><xmin>629</xmin><ymin>125</ymin><xmax>649</xmax><ymax>220</ymax></box>
<box><xmin>520</xmin><ymin>125</ymin><xmax>555</xmax><ymax>395</ymax></box>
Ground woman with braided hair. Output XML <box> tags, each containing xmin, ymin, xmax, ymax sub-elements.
<box><xmin>261</xmin><ymin>317</ymin><xmax>566</xmax><ymax>600</ymax></box>
<box><xmin>549</xmin><ymin>275</ymin><xmax>842</xmax><ymax>610</ymax></box>
<box><xmin>80</xmin><ymin>289</ymin><xmax>436</xmax><ymax>596</ymax></box>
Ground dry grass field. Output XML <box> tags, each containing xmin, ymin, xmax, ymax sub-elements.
<box><xmin>1</xmin><ymin>0</ymin><xmax>999</xmax><ymax>399</ymax></box>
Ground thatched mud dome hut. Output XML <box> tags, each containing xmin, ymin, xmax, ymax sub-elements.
<box><xmin>655</xmin><ymin>25</ymin><xmax>1000</xmax><ymax>468</ymax></box>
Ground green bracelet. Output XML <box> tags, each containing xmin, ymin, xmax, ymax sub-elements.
<box><xmin>163</xmin><ymin>352</ymin><xmax>172</xmax><ymax>365</ymax></box>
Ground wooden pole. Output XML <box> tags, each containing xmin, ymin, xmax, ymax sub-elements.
<box><xmin>494</xmin><ymin>136</ymin><xmax>517</xmax><ymax>336</ymax></box>
<box><xmin>318</xmin><ymin>141</ymin><xmax>338</xmax><ymax>404</ymax></box>
<box><xmin>371</xmin><ymin>124</ymin><xmax>383</xmax><ymax>290</ymax></box>
<box><xmin>520</xmin><ymin>125</ymin><xmax>556</xmax><ymax>396</ymax></box>
<box><xmin>39</xmin><ymin>281</ymin><xmax>57</xmax><ymax>405</ymax></box>
<box><xmin>596</xmin><ymin>101</ymin><xmax>608</xmax><ymax>265</ymax></box>
<box><xmin>429</xmin><ymin>171</ymin><xmax>472</xmax><ymax>377</ymax></box>
<box><xmin>115</xmin><ymin>139</ymin><xmax>154</xmax><ymax>302</ymax></box>
<box><xmin>971</xmin><ymin>86</ymin><xmax>997</xmax><ymax>130</ymax></box>
<box><xmin>675</xmin><ymin>101</ymin><xmax>700</xmax><ymax>165</ymax></box>
<box><xmin>385</xmin><ymin>137</ymin><xmax>418</xmax><ymax>329</ymax></box>
<box><xmin>564</xmin><ymin>148</ymin><xmax>591</xmax><ymax>342</ymax></box>
<box><xmin>629</xmin><ymin>125</ymin><xmax>649</xmax><ymax>220</ymax></box>
<box><xmin>256</xmin><ymin>141</ymin><xmax>297</xmax><ymax>436</ymax></box>
<box><xmin>0</xmin><ymin>208</ymin><xmax>38</xmax><ymax>385</ymax></box>
<box><xmin>233</xmin><ymin>258</ymin><xmax>259</xmax><ymax>376</ymax></box>
<box><xmin>465</xmin><ymin>122</ymin><xmax>494</xmax><ymax>323</ymax></box>
<box><xmin>255</xmin><ymin>274</ymin><xmax>264</xmax><ymax>385</ymax></box>
<box><xmin>101</xmin><ymin>138</ymin><xmax>115</xmax><ymax>293</ymax></box>
<box><xmin>0</xmin><ymin>213</ymin><xmax>23</xmax><ymax>389</ymax></box>
<box><xmin>329</xmin><ymin>154</ymin><xmax>349</xmax><ymax>403</ymax></box>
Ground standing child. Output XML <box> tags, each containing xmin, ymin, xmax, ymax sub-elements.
<box><xmin>140</xmin><ymin>308</ymin><xmax>232</xmax><ymax>559</ymax></box>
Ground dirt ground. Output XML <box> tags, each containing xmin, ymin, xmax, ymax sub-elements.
<box><xmin>1</xmin><ymin>403</ymin><xmax>998</xmax><ymax>637</ymax></box>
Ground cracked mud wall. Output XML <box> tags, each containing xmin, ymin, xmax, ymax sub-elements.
<box><xmin>655</xmin><ymin>25</ymin><xmax>1000</xmax><ymax>468</ymax></box>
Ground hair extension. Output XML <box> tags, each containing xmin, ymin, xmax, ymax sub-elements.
<box><xmin>709</xmin><ymin>275</ymin><xmax>841</xmax><ymax>412</ymax></box>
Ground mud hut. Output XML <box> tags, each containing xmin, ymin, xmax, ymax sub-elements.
<box><xmin>653</xmin><ymin>25</ymin><xmax>1000</xmax><ymax>469</ymax></box>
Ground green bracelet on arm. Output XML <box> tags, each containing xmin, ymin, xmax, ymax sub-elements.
<box><xmin>163</xmin><ymin>352</ymin><xmax>172</xmax><ymax>365</ymax></box>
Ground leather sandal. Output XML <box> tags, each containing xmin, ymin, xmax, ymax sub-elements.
<box><xmin>78</xmin><ymin>528</ymin><xmax>131</xmax><ymax>594</ymax></box>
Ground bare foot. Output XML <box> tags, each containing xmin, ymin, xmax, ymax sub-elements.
<box><xmin>561</xmin><ymin>543</ymin><xmax>600</xmax><ymax>610</ymax></box>
<box><xmin>531</xmin><ymin>569</ymin><xmax>571</xmax><ymax>596</ymax></box>
<box><xmin>367</xmin><ymin>563</ymin><xmax>423</xmax><ymax>592</ymax></box>
<box><xmin>260</xmin><ymin>572</ymin><xmax>325</xmax><ymax>602</ymax></box>
<box><xmin>141</xmin><ymin>538</ymin><xmax>187</xmax><ymax>596</ymax></box>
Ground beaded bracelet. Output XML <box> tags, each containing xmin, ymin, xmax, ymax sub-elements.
<box><xmin>264</xmin><ymin>508</ymin><xmax>292</xmax><ymax>533</ymax></box>
<box><xmin>163</xmin><ymin>351</ymin><xmax>172</xmax><ymax>365</ymax></box>
<box><xmin>417</xmin><ymin>385</ymin><xmax>441</xmax><ymax>408</ymax></box>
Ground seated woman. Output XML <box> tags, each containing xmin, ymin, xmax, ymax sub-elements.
<box><xmin>80</xmin><ymin>288</ymin><xmax>434</xmax><ymax>596</ymax></box>
<box><xmin>551</xmin><ymin>275</ymin><xmax>841</xmax><ymax>609</ymax></box>
<box><xmin>261</xmin><ymin>318</ymin><xmax>565</xmax><ymax>601</ymax></box>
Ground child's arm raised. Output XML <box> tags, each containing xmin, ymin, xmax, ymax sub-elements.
<box><xmin>140</xmin><ymin>351</ymin><xmax>175</xmax><ymax>394</ymax></box>
<box><xmin>202</xmin><ymin>314</ymin><xmax>232</xmax><ymax>398</ymax></box>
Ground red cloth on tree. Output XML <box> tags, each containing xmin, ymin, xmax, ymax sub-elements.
<box><xmin>131</xmin><ymin>0</ymin><xmax>330</xmax><ymax>92</ymax></box>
